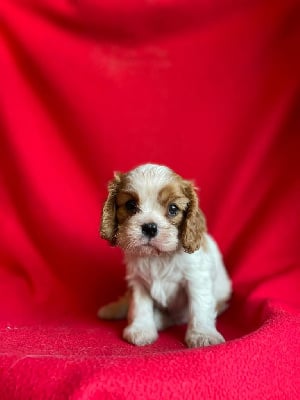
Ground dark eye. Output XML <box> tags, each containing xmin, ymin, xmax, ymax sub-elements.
<box><xmin>168</xmin><ymin>203</ymin><xmax>179</xmax><ymax>217</ymax></box>
<box><xmin>125</xmin><ymin>199</ymin><xmax>138</xmax><ymax>214</ymax></box>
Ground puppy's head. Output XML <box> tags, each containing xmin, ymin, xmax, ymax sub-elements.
<box><xmin>100</xmin><ymin>164</ymin><xmax>206</xmax><ymax>256</ymax></box>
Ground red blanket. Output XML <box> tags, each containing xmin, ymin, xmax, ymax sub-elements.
<box><xmin>1</xmin><ymin>0</ymin><xmax>299</xmax><ymax>398</ymax></box>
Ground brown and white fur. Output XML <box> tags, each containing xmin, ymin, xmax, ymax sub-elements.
<box><xmin>98</xmin><ymin>164</ymin><xmax>231</xmax><ymax>348</ymax></box>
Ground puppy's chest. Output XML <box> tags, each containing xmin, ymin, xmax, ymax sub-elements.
<box><xmin>130</xmin><ymin>258</ymin><xmax>184</xmax><ymax>308</ymax></box>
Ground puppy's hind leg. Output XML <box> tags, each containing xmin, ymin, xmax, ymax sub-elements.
<box><xmin>98</xmin><ymin>292</ymin><xmax>129</xmax><ymax>320</ymax></box>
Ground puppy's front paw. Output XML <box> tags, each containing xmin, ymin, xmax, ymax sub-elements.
<box><xmin>123</xmin><ymin>324</ymin><xmax>158</xmax><ymax>346</ymax></box>
<box><xmin>185</xmin><ymin>329</ymin><xmax>225</xmax><ymax>348</ymax></box>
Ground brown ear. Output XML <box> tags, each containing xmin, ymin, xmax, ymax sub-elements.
<box><xmin>180</xmin><ymin>180</ymin><xmax>207</xmax><ymax>253</ymax></box>
<box><xmin>100</xmin><ymin>172</ymin><xmax>123</xmax><ymax>245</ymax></box>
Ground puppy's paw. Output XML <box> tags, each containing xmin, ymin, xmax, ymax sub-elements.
<box><xmin>97</xmin><ymin>304</ymin><xmax>116</xmax><ymax>319</ymax></box>
<box><xmin>97</xmin><ymin>296</ymin><xmax>129</xmax><ymax>320</ymax></box>
<box><xmin>185</xmin><ymin>329</ymin><xmax>225</xmax><ymax>348</ymax></box>
<box><xmin>123</xmin><ymin>324</ymin><xmax>158</xmax><ymax>346</ymax></box>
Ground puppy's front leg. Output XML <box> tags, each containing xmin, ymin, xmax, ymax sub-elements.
<box><xmin>185</xmin><ymin>271</ymin><xmax>225</xmax><ymax>348</ymax></box>
<box><xmin>123</xmin><ymin>282</ymin><xmax>158</xmax><ymax>346</ymax></box>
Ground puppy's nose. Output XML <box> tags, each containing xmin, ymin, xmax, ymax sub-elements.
<box><xmin>141</xmin><ymin>223</ymin><xmax>158</xmax><ymax>238</ymax></box>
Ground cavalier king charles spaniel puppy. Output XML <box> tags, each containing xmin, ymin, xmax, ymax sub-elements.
<box><xmin>98</xmin><ymin>164</ymin><xmax>231</xmax><ymax>348</ymax></box>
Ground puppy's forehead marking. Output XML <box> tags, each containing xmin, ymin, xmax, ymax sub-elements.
<box><xmin>126</xmin><ymin>164</ymin><xmax>175</xmax><ymax>200</ymax></box>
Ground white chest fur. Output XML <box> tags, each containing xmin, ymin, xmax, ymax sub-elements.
<box><xmin>126</xmin><ymin>254</ymin><xmax>184</xmax><ymax>308</ymax></box>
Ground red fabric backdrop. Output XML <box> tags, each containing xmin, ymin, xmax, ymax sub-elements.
<box><xmin>1</xmin><ymin>0</ymin><xmax>300</xmax><ymax>398</ymax></box>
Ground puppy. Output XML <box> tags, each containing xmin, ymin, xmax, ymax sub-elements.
<box><xmin>98</xmin><ymin>164</ymin><xmax>231</xmax><ymax>348</ymax></box>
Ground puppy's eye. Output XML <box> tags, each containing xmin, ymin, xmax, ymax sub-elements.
<box><xmin>168</xmin><ymin>203</ymin><xmax>179</xmax><ymax>217</ymax></box>
<box><xmin>125</xmin><ymin>199</ymin><xmax>138</xmax><ymax>214</ymax></box>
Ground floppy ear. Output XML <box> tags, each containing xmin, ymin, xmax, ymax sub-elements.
<box><xmin>100</xmin><ymin>172</ymin><xmax>123</xmax><ymax>245</ymax></box>
<box><xmin>180</xmin><ymin>180</ymin><xmax>207</xmax><ymax>253</ymax></box>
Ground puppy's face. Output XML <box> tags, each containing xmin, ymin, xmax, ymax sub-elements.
<box><xmin>101</xmin><ymin>164</ymin><xmax>206</xmax><ymax>256</ymax></box>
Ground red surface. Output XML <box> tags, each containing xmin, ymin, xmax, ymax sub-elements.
<box><xmin>1</xmin><ymin>0</ymin><xmax>300</xmax><ymax>398</ymax></box>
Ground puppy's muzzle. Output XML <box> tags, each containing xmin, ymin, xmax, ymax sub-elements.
<box><xmin>141</xmin><ymin>223</ymin><xmax>158</xmax><ymax>238</ymax></box>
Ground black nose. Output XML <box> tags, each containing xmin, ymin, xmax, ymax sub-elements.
<box><xmin>141</xmin><ymin>223</ymin><xmax>158</xmax><ymax>238</ymax></box>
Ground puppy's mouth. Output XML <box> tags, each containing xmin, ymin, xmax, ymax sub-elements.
<box><xmin>124</xmin><ymin>237</ymin><xmax>165</xmax><ymax>256</ymax></box>
<box><xmin>135</xmin><ymin>234</ymin><xmax>180</xmax><ymax>255</ymax></box>
<box><xmin>140</xmin><ymin>240</ymin><xmax>162</xmax><ymax>255</ymax></box>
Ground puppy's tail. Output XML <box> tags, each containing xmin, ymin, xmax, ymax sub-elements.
<box><xmin>97</xmin><ymin>292</ymin><xmax>129</xmax><ymax>320</ymax></box>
